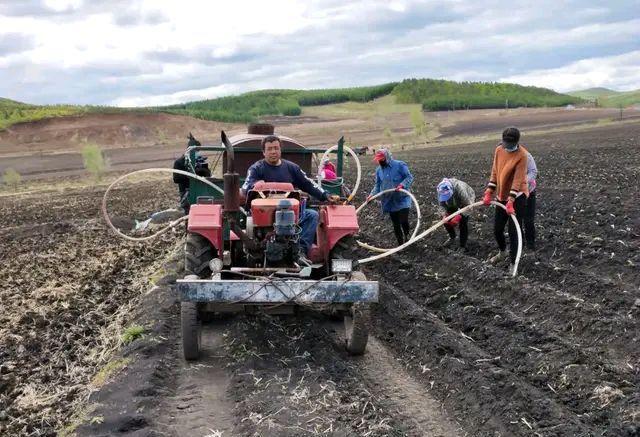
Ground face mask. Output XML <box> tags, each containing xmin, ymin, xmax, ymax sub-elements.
<box><xmin>502</xmin><ymin>142</ymin><xmax>519</xmax><ymax>152</ymax></box>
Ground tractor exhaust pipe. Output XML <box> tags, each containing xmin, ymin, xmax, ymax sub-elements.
<box><xmin>222</xmin><ymin>130</ymin><xmax>235</xmax><ymax>174</ymax></box>
<box><xmin>220</xmin><ymin>130</ymin><xmax>259</xmax><ymax>251</ymax></box>
<box><xmin>221</xmin><ymin>130</ymin><xmax>240</xmax><ymax>212</ymax></box>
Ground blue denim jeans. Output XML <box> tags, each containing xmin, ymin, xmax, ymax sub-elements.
<box><xmin>298</xmin><ymin>208</ymin><xmax>319</xmax><ymax>255</ymax></box>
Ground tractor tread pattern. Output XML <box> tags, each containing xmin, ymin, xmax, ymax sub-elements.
<box><xmin>181</xmin><ymin>301</ymin><xmax>201</xmax><ymax>360</ymax></box>
<box><xmin>185</xmin><ymin>233</ymin><xmax>215</xmax><ymax>277</ymax></box>
<box><xmin>345</xmin><ymin>302</ymin><xmax>370</xmax><ymax>355</ymax></box>
<box><xmin>345</xmin><ymin>271</ymin><xmax>370</xmax><ymax>355</ymax></box>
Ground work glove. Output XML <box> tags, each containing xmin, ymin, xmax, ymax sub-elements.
<box><xmin>449</xmin><ymin>214</ymin><xmax>462</xmax><ymax>226</ymax></box>
<box><xmin>483</xmin><ymin>189</ymin><xmax>493</xmax><ymax>206</ymax></box>
<box><xmin>395</xmin><ymin>184</ymin><xmax>404</xmax><ymax>191</ymax></box>
<box><xmin>505</xmin><ymin>198</ymin><xmax>515</xmax><ymax>215</ymax></box>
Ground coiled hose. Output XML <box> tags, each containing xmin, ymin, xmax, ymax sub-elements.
<box><xmin>101</xmin><ymin>168</ymin><xmax>231</xmax><ymax>242</ymax></box>
<box><xmin>355</xmin><ymin>188</ymin><xmax>422</xmax><ymax>253</ymax></box>
<box><xmin>356</xmin><ymin>200</ymin><xmax>522</xmax><ymax>278</ymax></box>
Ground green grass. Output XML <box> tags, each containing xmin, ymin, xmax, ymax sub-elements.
<box><xmin>2</xmin><ymin>168</ymin><xmax>21</xmax><ymax>190</ymax></box>
<box><xmin>90</xmin><ymin>358</ymin><xmax>131</xmax><ymax>388</ymax></box>
<box><xmin>58</xmin><ymin>403</ymin><xmax>101</xmax><ymax>437</ymax></box>
<box><xmin>81</xmin><ymin>143</ymin><xmax>107</xmax><ymax>181</ymax></box>
<box><xmin>120</xmin><ymin>325</ymin><xmax>145</xmax><ymax>344</ymax></box>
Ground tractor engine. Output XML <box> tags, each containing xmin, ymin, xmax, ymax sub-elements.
<box><xmin>266</xmin><ymin>200</ymin><xmax>298</xmax><ymax>265</ymax></box>
<box><xmin>248</xmin><ymin>197</ymin><xmax>301</xmax><ymax>267</ymax></box>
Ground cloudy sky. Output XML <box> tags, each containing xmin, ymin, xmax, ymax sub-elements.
<box><xmin>0</xmin><ymin>0</ymin><xmax>638</xmax><ymax>106</ymax></box>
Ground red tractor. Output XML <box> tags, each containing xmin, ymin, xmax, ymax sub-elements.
<box><xmin>175</xmin><ymin>124</ymin><xmax>378</xmax><ymax>360</ymax></box>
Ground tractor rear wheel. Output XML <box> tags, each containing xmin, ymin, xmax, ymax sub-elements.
<box><xmin>181</xmin><ymin>301</ymin><xmax>201</xmax><ymax>360</ymax></box>
<box><xmin>344</xmin><ymin>271</ymin><xmax>370</xmax><ymax>355</ymax></box>
<box><xmin>185</xmin><ymin>232</ymin><xmax>215</xmax><ymax>278</ymax></box>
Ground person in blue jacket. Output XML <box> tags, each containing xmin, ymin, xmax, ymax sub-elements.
<box><xmin>241</xmin><ymin>135</ymin><xmax>340</xmax><ymax>262</ymax></box>
<box><xmin>367</xmin><ymin>148</ymin><xmax>414</xmax><ymax>246</ymax></box>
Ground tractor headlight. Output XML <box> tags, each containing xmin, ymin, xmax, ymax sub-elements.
<box><xmin>331</xmin><ymin>258</ymin><xmax>353</xmax><ymax>274</ymax></box>
<box><xmin>209</xmin><ymin>258</ymin><xmax>224</xmax><ymax>274</ymax></box>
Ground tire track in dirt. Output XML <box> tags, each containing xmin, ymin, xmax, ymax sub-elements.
<box><xmin>154</xmin><ymin>322</ymin><xmax>236</xmax><ymax>436</ymax></box>
<box><xmin>147</xmin><ymin>313</ymin><xmax>463</xmax><ymax>437</ymax></box>
<box><xmin>346</xmin><ymin>333</ymin><xmax>463</xmax><ymax>436</ymax></box>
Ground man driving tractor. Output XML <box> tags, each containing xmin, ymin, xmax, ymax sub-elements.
<box><xmin>240</xmin><ymin>135</ymin><xmax>340</xmax><ymax>263</ymax></box>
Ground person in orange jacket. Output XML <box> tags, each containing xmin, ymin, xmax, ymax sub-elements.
<box><xmin>483</xmin><ymin>127</ymin><xmax>529</xmax><ymax>275</ymax></box>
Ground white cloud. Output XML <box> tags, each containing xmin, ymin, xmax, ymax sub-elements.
<box><xmin>0</xmin><ymin>0</ymin><xmax>638</xmax><ymax>105</ymax></box>
<box><xmin>112</xmin><ymin>82</ymin><xmax>249</xmax><ymax>106</ymax></box>
<box><xmin>500</xmin><ymin>51</ymin><xmax>640</xmax><ymax>92</ymax></box>
<box><xmin>43</xmin><ymin>0</ymin><xmax>83</xmax><ymax>13</ymax></box>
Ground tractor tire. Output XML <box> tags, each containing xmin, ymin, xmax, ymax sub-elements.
<box><xmin>344</xmin><ymin>271</ymin><xmax>370</xmax><ymax>355</ymax></box>
<box><xmin>181</xmin><ymin>301</ymin><xmax>201</xmax><ymax>361</ymax></box>
<box><xmin>185</xmin><ymin>232</ymin><xmax>215</xmax><ymax>278</ymax></box>
<box><xmin>331</xmin><ymin>236</ymin><xmax>357</xmax><ymax>259</ymax></box>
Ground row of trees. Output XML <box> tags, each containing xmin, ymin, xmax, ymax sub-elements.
<box><xmin>393</xmin><ymin>79</ymin><xmax>583</xmax><ymax>111</ymax></box>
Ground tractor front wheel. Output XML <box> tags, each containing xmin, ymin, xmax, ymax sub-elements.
<box><xmin>185</xmin><ymin>232</ymin><xmax>215</xmax><ymax>278</ymax></box>
<box><xmin>181</xmin><ymin>302</ymin><xmax>201</xmax><ymax>360</ymax></box>
<box><xmin>344</xmin><ymin>271</ymin><xmax>370</xmax><ymax>355</ymax></box>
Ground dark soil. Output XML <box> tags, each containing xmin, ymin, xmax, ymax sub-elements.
<box><xmin>357</xmin><ymin>121</ymin><xmax>640</xmax><ymax>436</ymax></box>
<box><xmin>0</xmin><ymin>179</ymin><xmax>181</xmax><ymax>436</ymax></box>
<box><xmin>1</xmin><ymin>120</ymin><xmax>638</xmax><ymax>436</ymax></box>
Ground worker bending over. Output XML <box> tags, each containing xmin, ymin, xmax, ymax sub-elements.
<box><xmin>436</xmin><ymin>178</ymin><xmax>475</xmax><ymax>251</ymax></box>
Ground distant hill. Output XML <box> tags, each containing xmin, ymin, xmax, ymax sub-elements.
<box><xmin>1</xmin><ymin>78</ymin><xmax>585</xmax><ymax>130</ymax></box>
<box><xmin>603</xmin><ymin>90</ymin><xmax>640</xmax><ymax>107</ymax></box>
<box><xmin>0</xmin><ymin>97</ymin><xmax>31</xmax><ymax>108</ymax></box>
<box><xmin>568</xmin><ymin>87</ymin><xmax>640</xmax><ymax>107</ymax></box>
<box><xmin>158</xmin><ymin>84</ymin><xmax>398</xmax><ymax>123</ymax></box>
<box><xmin>393</xmin><ymin>79</ymin><xmax>582</xmax><ymax>111</ymax></box>
<box><xmin>568</xmin><ymin>88</ymin><xmax>620</xmax><ymax>99</ymax></box>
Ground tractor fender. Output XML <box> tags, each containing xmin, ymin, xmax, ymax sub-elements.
<box><xmin>322</xmin><ymin>205</ymin><xmax>359</xmax><ymax>251</ymax></box>
<box><xmin>187</xmin><ymin>204</ymin><xmax>223</xmax><ymax>256</ymax></box>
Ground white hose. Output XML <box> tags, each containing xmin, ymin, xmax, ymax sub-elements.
<box><xmin>318</xmin><ymin>144</ymin><xmax>362</xmax><ymax>202</ymax></box>
<box><xmin>102</xmin><ymin>167</ymin><xmax>523</xmax><ymax>277</ymax></box>
<box><xmin>357</xmin><ymin>200</ymin><xmax>523</xmax><ymax>278</ymax></box>
<box><xmin>101</xmin><ymin>168</ymin><xmax>230</xmax><ymax>242</ymax></box>
<box><xmin>355</xmin><ymin>188</ymin><xmax>421</xmax><ymax>253</ymax></box>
